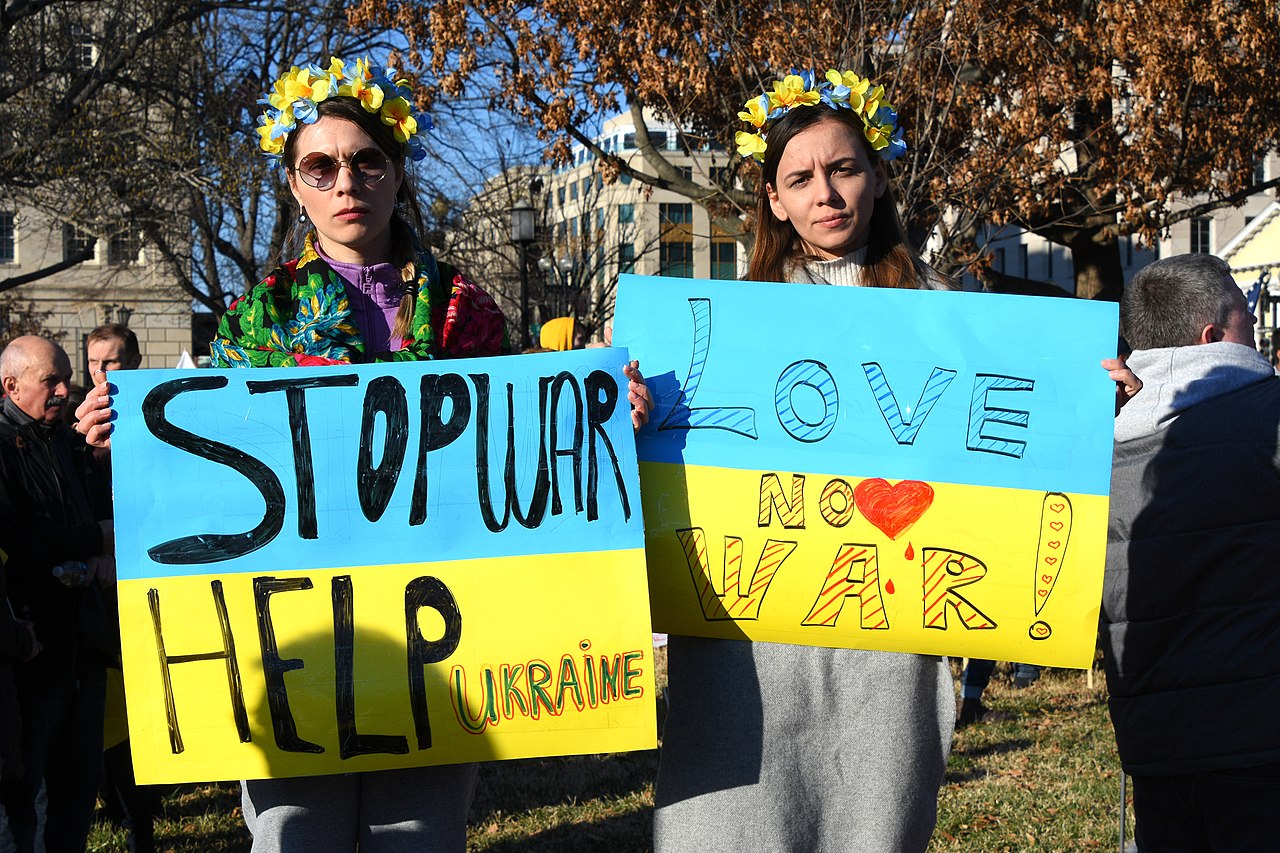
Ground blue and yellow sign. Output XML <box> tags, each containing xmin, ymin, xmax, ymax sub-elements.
<box><xmin>110</xmin><ymin>350</ymin><xmax>655</xmax><ymax>784</ymax></box>
<box><xmin>615</xmin><ymin>275</ymin><xmax>1118</xmax><ymax>668</ymax></box>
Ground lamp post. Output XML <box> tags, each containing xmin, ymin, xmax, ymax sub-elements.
<box><xmin>509</xmin><ymin>197</ymin><xmax>536</xmax><ymax>349</ymax></box>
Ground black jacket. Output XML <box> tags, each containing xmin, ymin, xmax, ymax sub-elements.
<box><xmin>1104</xmin><ymin>361</ymin><xmax>1280</xmax><ymax>776</ymax></box>
<box><xmin>0</xmin><ymin>400</ymin><xmax>112</xmax><ymax>695</ymax></box>
<box><xmin>0</xmin><ymin>559</ymin><xmax>36</xmax><ymax>780</ymax></box>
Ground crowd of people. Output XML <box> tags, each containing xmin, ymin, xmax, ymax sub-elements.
<box><xmin>1</xmin><ymin>56</ymin><xmax>1275</xmax><ymax>853</ymax></box>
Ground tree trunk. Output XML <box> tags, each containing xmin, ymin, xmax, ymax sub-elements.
<box><xmin>1069</xmin><ymin>234</ymin><xmax>1125</xmax><ymax>301</ymax></box>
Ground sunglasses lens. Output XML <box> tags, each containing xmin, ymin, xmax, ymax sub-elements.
<box><xmin>351</xmin><ymin>149</ymin><xmax>388</xmax><ymax>184</ymax></box>
<box><xmin>298</xmin><ymin>154</ymin><xmax>337</xmax><ymax>189</ymax></box>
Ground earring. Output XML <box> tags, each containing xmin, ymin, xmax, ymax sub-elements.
<box><xmin>298</xmin><ymin>210</ymin><xmax>308</xmax><ymax>224</ymax></box>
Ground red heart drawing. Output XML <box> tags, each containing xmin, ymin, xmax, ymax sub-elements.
<box><xmin>1050</xmin><ymin>521</ymin><xmax>1064</xmax><ymax>531</ymax></box>
<box><xmin>1038</xmin><ymin>589</ymin><xmax>1049</xmax><ymax>597</ymax></box>
<box><xmin>853</xmin><ymin>479</ymin><xmax>934</xmax><ymax>540</ymax></box>
<box><xmin>1047</xmin><ymin>540</ymin><xmax>1061</xmax><ymax>549</ymax></box>
<box><xmin>1044</xmin><ymin>556</ymin><xmax>1058</xmax><ymax>565</ymax></box>
<box><xmin>1050</xmin><ymin>503</ymin><xmax>1065</xmax><ymax>513</ymax></box>
<box><xmin>1041</xmin><ymin>573</ymin><xmax>1053</xmax><ymax>583</ymax></box>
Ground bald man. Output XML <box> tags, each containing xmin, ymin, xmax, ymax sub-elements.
<box><xmin>0</xmin><ymin>335</ymin><xmax>114</xmax><ymax>853</ymax></box>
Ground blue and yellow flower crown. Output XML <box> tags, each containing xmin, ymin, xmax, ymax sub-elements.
<box><xmin>736</xmin><ymin>69</ymin><xmax>906</xmax><ymax>164</ymax></box>
<box><xmin>255</xmin><ymin>56</ymin><xmax>432</xmax><ymax>162</ymax></box>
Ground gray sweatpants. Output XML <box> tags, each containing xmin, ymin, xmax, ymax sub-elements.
<box><xmin>241</xmin><ymin>763</ymin><xmax>478</xmax><ymax>853</ymax></box>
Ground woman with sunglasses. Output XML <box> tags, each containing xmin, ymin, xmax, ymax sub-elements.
<box><xmin>75</xmin><ymin>57</ymin><xmax>652</xmax><ymax>852</ymax></box>
<box><xmin>210</xmin><ymin>60</ymin><xmax>505</xmax><ymax>368</ymax></box>
<box><xmin>226</xmin><ymin>58</ymin><xmax>502</xmax><ymax>853</ymax></box>
<box><xmin>79</xmin><ymin>58</ymin><xmax>501</xmax><ymax>853</ymax></box>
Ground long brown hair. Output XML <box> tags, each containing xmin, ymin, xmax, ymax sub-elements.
<box><xmin>747</xmin><ymin>106</ymin><xmax>933</xmax><ymax>289</ymax></box>
<box><xmin>282</xmin><ymin>96</ymin><xmax>430</xmax><ymax>340</ymax></box>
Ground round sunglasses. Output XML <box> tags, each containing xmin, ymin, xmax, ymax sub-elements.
<box><xmin>293</xmin><ymin>148</ymin><xmax>390</xmax><ymax>190</ymax></box>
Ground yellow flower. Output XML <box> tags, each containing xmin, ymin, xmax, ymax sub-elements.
<box><xmin>380</xmin><ymin>97</ymin><xmax>418</xmax><ymax>143</ymax></box>
<box><xmin>735</xmin><ymin>130</ymin><xmax>767</xmax><ymax>161</ymax></box>
<box><xmin>767</xmin><ymin>74</ymin><xmax>820</xmax><ymax>110</ymax></box>
<box><xmin>256</xmin><ymin>118</ymin><xmax>285</xmax><ymax>156</ymax></box>
<box><xmin>338</xmin><ymin>60</ymin><xmax>385</xmax><ymax>112</ymax></box>
<box><xmin>325</xmin><ymin>57</ymin><xmax>347</xmax><ymax>81</ymax></box>
<box><xmin>863</xmin><ymin>123</ymin><xmax>890</xmax><ymax>152</ymax></box>
<box><xmin>737</xmin><ymin>96</ymin><xmax>769</xmax><ymax>129</ymax></box>
<box><xmin>862</xmin><ymin>85</ymin><xmax>887</xmax><ymax>120</ymax></box>
<box><xmin>826</xmin><ymin>69</ymin><xmax>871</xmax><ymax>111</ymax></box>
<box><xmin>270</xmin><ymin>67</ymin><xmax>332</xmax><ymax>112</ymax></box>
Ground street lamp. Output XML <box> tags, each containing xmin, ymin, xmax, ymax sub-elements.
<box><xmin>509</xmin><ymin>197</ymin><xmax>536</xmax><ymax>349</ymax></box>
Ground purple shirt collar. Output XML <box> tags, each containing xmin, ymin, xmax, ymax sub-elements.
<box><xmin>316</xmin><ymin>244</ymin><xmax>405</xmax><ymax>352</ymax></box>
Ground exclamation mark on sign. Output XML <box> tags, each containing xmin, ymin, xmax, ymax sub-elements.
<box><xmin>1029</xmin><ymin>492</ymin><xmax>1072</xmax><ymax>640</ymax></box>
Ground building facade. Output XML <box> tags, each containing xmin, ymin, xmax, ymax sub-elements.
<box><xmin>0</xmin><ymin>207</ymin><xmax>192</xmax><ymax>383</ymax></box>
<box><xmin>969</xmin><ymin>152</ymin><xmax>1280</xmax><ymax>299</ymax></box>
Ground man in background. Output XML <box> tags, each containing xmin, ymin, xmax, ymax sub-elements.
<box><xmin>86</xmin><ymin>323</ymin><xmax>142</xmax><ymax>376</ymax></box>
<box><xmin>0</xmin><ymin>336</ymin><xmax>113</xmax><ymax>853</ymax></box>
<box><xmin>1104</xmin><ymin>253</ymin><xmax>1280</xmax><ymax>848</ymax></box>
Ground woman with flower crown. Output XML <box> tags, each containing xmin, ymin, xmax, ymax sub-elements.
<box><xmin>226</xmin><ymin>57</ymin><xmax>498</xmax><ymax>853</ymax></box>
<box><xmin>652</xmin><ymin>70</ymin><xmax>955</xmax><ymax>853</ymax></box>
<box><xmin>222</xmin><ymin>56</ymin><xmax>498</xmax><ymax>853</ymax></box>
<box><xmin>74</xmin><ymin>56</ymin><xmax>652</xmax><ymax>852</ymax></box>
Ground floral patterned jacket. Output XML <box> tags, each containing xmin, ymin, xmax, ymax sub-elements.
<box><xmin>211</xmin><ymin>238</ymin><xmax>506</xmax><ymax>367</ymax></box>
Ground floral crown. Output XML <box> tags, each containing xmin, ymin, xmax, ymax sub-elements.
<box><xmin>735</xmin><ymin>69</ymin><xmax>906</xmax><ymax>164</ymax></box>
<box><xmin>255</xmin><ymin>56</ymin><xmax>433</xmax><ymax>162</ymax></box>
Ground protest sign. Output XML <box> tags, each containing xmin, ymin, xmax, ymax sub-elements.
<box><xmin>110</xmin><ymin>350</ymin><xmax>655</xmax><ymax>784</ymax></box>
<box><xmin>614</xmin><ymin>275</ymin><xmax>1118</xmax><ymax>668</ymax></box>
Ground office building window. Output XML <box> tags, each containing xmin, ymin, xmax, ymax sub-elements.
<box><xmin>618</xmin><ymin>204</ymin><xmax>634</xmax><ymax>224</ymax></box>
<box><xmin>619</xmin><ymin>243</ymin><xmax>636</xmax><ymax>274</ymax></box>
<box><xmin>69</xmin><ymin>24</ymin><xmax>95</xmax><ymax>70</ymax></box>
<box><xmin>620</xmin><ymin>172</ymin><xmax>632</xmax><ymax>185</ymax></box>
<box><xmin>660</xmin><ymin>203</ymin><xmax>693</xmax><ymax>225</ymax></box>
<box><xmin>63</xmin><ymin>223</ymin><xmax>95</xmax><ymax>262</ymax></box>
<box><xmin>1190</xmin><ymin>217</ymin><xmax>1211</xmax><ymax>254</ymax></box>
<box><xmin>569</xmin><ymin>217</ymin><xmax>578</xmax><ymax>238</ymax></box>
<box><xmin>557</xmin><ymin>186</ymin><xmax>565</xmax><ymax>206</ymax></box>
<box><xmin>1019</xmin><ymin>245</ymin><xmax>1029</xmax><ymax>277</ymax></box>
<box><xmin>676</xmin><ymin>165</ymin><xmax>693</xmax><ymax>182</ymax></box>
<box><xmin>0</xmin><ymin>213</ymin><xmax>14</xmax><ymax>263</ymax></box>
<box><xmin>108</xmin><ymin>230</ymin><xmax>141</xmax><ymax>265</ymax></box>
<box><xmin>660</xmin><ymin>240</ymin><xmax>693</xmax><ymax>278</ymax></box>
<box><xmin>569</xmin><ymin>182</ymin><xmax>578</xmax><ymax>201</ymax></box>
<box><xmin>581</xmin><ymin>177</ymin><xmax>591</xmax><ymax>198</ymax></box>
<box><xmin>711</xmin><ymin>241</ymin><xmax>737</xmax><ymax>280</ymax></box>
<box><xmin>596</xmin><ymin>208</ymin><xmax>605</xmax><ymax>230</ymax></box>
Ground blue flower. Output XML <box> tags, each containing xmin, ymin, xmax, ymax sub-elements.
<box><xmin>883</xmin><ymin>127</ymin><xmax>907</xmax><ymax>161</ymax></box>
<box><xmin>293</xmin><ymin>98</ymin><xmax>319</xmax><ymax>124</ymax></box>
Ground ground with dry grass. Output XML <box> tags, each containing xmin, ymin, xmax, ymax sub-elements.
<box><xmin>71</xmin><ymin>655</ymin><xmax>1132</xmax><ymax>852</ymax></box>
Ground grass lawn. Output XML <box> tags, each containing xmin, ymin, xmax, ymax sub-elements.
<box><xmin>80</xmin><ymin>655</ymin><xmax>1133</xmax><ymax>852</ymax></box>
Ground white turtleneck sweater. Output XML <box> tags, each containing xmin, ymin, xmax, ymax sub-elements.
<box><xmin>789</xmin><ymin>246</ymin><xmax>950</xmax><ymax>290</ymax></box>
